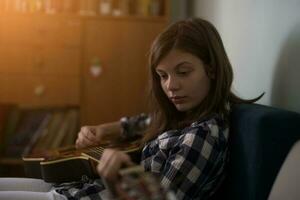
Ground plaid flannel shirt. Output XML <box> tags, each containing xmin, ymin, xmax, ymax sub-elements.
<box><xmin>55</xmin><ymin>114</ymin><xmax>228</xmax><ymax>200</ymax></box>
<box><xmin>142</xmin><ymin>115</ymin><xmax>229</xmax><ymax>199</ymax></box>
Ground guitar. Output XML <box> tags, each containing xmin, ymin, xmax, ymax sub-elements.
<box><xmin>22</xmin><ymin>139</ymin><xmax>141</xmax><ymax>183</ymax></box>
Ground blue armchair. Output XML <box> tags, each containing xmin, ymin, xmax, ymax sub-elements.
<box><xmin>213</xmin><ymin>103</ymin><xmax>300</xmax><ymax>200</ymax></box>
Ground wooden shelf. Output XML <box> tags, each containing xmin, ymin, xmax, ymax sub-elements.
<box><xmin>83</xmin><ymin>14</ymin><xmax>168</xmax><ymax>22</ymax></box>
<box><xmin>0</xmin><ymin>158</ymin><xmax>25</xmax><ymax>177</ymax></box>
<box><xmin>0</xmin><ymin>12</ymin><xmax>168</xmax><ymax>22</ymax></box>
<box><xmin>0</xmin><ymin>158</ymin><xmax>23</xmax><ymax>165</ymax></box>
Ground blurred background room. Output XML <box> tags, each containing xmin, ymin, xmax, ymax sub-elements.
<box><xmin>0</xmin><ymin>0</ymin><xmax>299</xmax><ymax>178</ymax></box>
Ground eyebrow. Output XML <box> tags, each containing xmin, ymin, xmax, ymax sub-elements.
<box><xmin>156</xmin><ymin>61</ymin><xmax>192</xmax><ymax>73</ymax></box>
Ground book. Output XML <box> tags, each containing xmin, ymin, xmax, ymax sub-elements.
<box><xmin>60</xmin><ymin>108</ymin><xmax>79</xmax><ymax>147</ymax></box>
<box><xmin>44</xmin><ymin>107</ymin><xmax>79</xmax><ymax>149</ymax></box>
<box><xmin>0</xmin><ymin>104</ymin><xmax>17</xmax><ymax>155</ymax></box>
<box><xmin>1</xmin><ymin>106</ymin><xmax>80</xmax><ymax>157</ymax></box>
<box><xmin>31</xmin><ymin>110</ymin><xmax>65</xmax><ymax>152</ymax></box>
<box><xmin>5</xmin><ymin>108</ymin><xmax>49</xmax><ymax>158</ymax></box>
<box><xmin>49</xmin><ymin>110</ymin><xmax>71</xmax><ymax>149</ymax></box>
<box><xmin>1</xmin><ymin>106</ymin><xmax>22</xmax><ymax>156</ymax></box>
<box><xmin>22</xmin><ymin>113</ymin><xmax>52</xmax><ymax>156</ymax></box>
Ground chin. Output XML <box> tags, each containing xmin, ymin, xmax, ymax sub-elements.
<box><xmin>175</xmin><ymin>102</ymin><xmax>200</xmax><ymax>112</ymax></box>
<box><xmin>175</xmin><ymin>104</ymin><xmax>192</xmax><ymax>112</ymax></box>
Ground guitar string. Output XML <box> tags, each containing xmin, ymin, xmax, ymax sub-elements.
<box><xmin>85</xmin><ymin>147</ymin><xmax>104</xmax><ymax>158</ymax></box>
<box><xmin>82</xmin><ymin>146</ymin><xmax>104</xmax><ymax>154</ymax></box>
<box><xmin>83</xmin><ymin>143</ymin><xmax>138</xmax><ymax>159</ymax></box>
<box><xmin>94</xmin><ymin>147</ymin><xmax>104</xmax><ymax>154</ymax></box>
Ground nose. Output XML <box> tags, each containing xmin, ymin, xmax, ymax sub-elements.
<box><xmin>166</xmin><ymin>76</ymin><xmax>180</xmax><ymax>91</ymax></box>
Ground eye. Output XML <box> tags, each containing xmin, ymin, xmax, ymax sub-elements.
<box><xmin>177</xmin><ymin>70</ymin><xmax>190</xmax><ymax>76</ymax></box>
<box><xmin>157</xmin><ymin>73</ymin><xmax>168</xmax><ymax>80</ymax></box>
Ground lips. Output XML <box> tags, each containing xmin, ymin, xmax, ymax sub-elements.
<box><xmin>170</xmin><ymin>96</ymin><xmax>187</xmax><ymax>104</ymax></box>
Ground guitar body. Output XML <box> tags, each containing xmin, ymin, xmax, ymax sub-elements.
<box><xmin>23</xmin><ymin>140</ymin><xmax>141</xmax><ymax>183</ymax></box>
<box><xmin>41</xmin><ymin>158</ymin><xmax>96</xmax><ymax>183</ymax></box>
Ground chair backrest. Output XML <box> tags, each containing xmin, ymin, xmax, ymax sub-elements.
<box><xmin>213</xmin><ymin>103</ymin><xmax>300</xmax><ymax>200</ymax></box>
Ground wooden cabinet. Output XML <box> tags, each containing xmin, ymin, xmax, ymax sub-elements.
<box><xmin>0</xmin><ymin>13</ymin><xmax>168</xmax><ymax>124</ymax></box>
<box><xmin>81</xmin><ymin>19</ymin><xmax>166</xmax><ymax>124</ymax></box>
<box><xmin>0</xmin><ymin>14</ymin><xmax>82</xmax><ymax>107</ymax></box>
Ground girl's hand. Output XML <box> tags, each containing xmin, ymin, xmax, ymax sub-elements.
<box><xmin>75</xmin><ymin>121</ymin><xmax>122</xmax><ymax>149</ymax></box>
<box><xmin>97</xmin><ymin>149</ymin><xmax>134</xmax><ymax>182</ymax></box>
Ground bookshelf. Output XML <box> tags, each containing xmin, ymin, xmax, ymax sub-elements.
<box><xmin>0</xmin><ymin>0</ymin><xmax>169</xmax><ymax>177</ymax></box>
<box><xmin>0</xmin><ymin>0</ymin><xmax>168</xmax><ymax>18</ymax></box>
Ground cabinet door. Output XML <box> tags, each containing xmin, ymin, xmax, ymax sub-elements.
<box><xmin>81</xmin><ymin>19</ymin><xmax>165</xmax><ymax>124</ymax></box>
<box><xmin>120</xmin><ymin>21</ymin><xmax>166</xmax><ymax>116</ymax></box>
<box><xmin>0</xmin><ymin>15</ymin><xmax>82</xmax><ymax>107</ymax></box>
<box><xmin>0</xmin><ymin>15</ymin><xmax>82</xmax><ymax>48</ymax></box>
<box><xmin>39</xmin><ymin>47</ymin><xmax>81</xmax><ymax>76</ymax></box>
<box><xmin>0</xmin><ymin>46</ymin><xmax>81</xmax><ymax>106</ymax></box>
<box><xmin>35</xmin><ymin>16</ymin><xmax>82</xmax><ymax>48</ymax></box>
<box><xmin>0</xmin><ymin>75</ymin><xmax>80</xmax><ymax>107</ymax></box>
<box><xmin>0</xmin><ymin>46</ymin><xmax>37</xmax><ymax>74</ymax></box>
<box><xmin>0</xmin><ymin>15</ymin><xmax>37</xmax><ymax>46</ymax></box>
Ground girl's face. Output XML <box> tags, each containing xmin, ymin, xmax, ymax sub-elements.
<box><xmin>156</xmin><ymin>49</ymin><xmax>211</xmax><ymax>112</ymax></box>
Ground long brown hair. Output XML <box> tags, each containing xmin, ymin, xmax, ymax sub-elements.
<box><xmin>143</xmin><ymin>18</ymin><xmax>263</xmax><ymax>142</ymax></box>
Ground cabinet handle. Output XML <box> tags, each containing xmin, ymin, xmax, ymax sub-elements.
<box><xmin>90</xmin><ymin>65</ymin><xmax>102</xmax><ymax>77</ymax></box>
<box><xmin>90</xmin><ymin>57</ymin><xmax>102</xmax><ymax>77</ymax></box>
<box><xmin>34</xmin><ymin>84</ymin><xmax>45</xmax><ymax>96</ymax></box>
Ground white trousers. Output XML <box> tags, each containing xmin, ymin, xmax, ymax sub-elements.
<box><xmin>0</xmin><ymin>178</ymin><xmax>66</xmax><ymax>200</ymax></box>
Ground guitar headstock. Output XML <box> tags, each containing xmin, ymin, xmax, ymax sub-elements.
<box><xmin>105</xmin><ymin>166</ymin><xmax>176</xmax><ymax>200</ymax></box>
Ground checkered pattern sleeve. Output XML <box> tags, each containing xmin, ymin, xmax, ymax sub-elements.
<box><xmin>142</xmin><ymin>117</ymin><xmax>229</xmax><ymax>200</ymax></box>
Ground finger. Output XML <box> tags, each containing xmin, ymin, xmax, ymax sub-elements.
<box><xmin>101</xmin><ymin>151</ymin><xmax>133</xmax><ymax>181</ymax></box>
<box><xmin>75</xmin><ymin>138</ymin><xmax>81</xmax><ymax>148</ymax></box>
<box><xmin>76</xmin><ymin>127</ymin><xmax>97</xmax><ymax>148</ymax></box>
<box><xmin>97</xmin><ymin>150</ymin><xmax>110</xmax><ymax>178</ymax></box>
<box><xmin>77</xmin><ymin>134</ymin><xmax>97</xmax><ymax>148</ymax></box>
<box><xmin>75</xmin><ymin>138</ymin><xmax>87</xmax><ymax>149</ymax></box>
<box><xmin>81</xmin><ymin>137</ymin><xmax>97</xmax><ymax>147</ymax></box>
<box><xmin>79</xmin><ymin>129</ymin><xmax>98</xmax><ymax>144</ymax></box>
<box><xmin>98</xmin><ymin>150</ymin><xmax>119</xmax><ymax>180</ymax></box>
<box><xmin>107</xmin><ymin>152</ymin><xmax>134</xmax><ymax>180</ymax></box>
<box><xmin>76</xmin><ymin>138</ymin><xmax>93</xmax><ymax>148</ymax></box>
<box><xmin>81</xmin><ymin>127</ymin><xmax>98</xmax><ymax>141</ymax></box>
<box><xmin>102</xmin><ymin>152</ymin><xmax>121</xmax><ymax>181</ymax></box>
<box><xmin>98</xmin><ymin>149</ymin><xmax>114</xmax><ymax>171</ymax></box>
<box><xmin>90</xmin><ymin>127</ymin><xmax>104</xmax><ymax>143</ymax></box>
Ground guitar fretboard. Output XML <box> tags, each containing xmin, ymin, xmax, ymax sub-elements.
<box><xmin>82</xmin><ymin>147</ymin><xmax>105</xmax><ymax>161</ymax></box>
<box><xmin>76</xmin><ymin>140</ymin><xmax>141</xmax><ymax>163</ymax></box>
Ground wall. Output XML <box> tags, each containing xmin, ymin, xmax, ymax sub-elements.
<box><xmin>189</xmin><ymin>0</ymin><xmax>300</xmax><ymax>113</ymax></box>
<box><xmin>170</xmin><ymin>0</ymin><xmax>188</xmax><ymax>21</ymax></box>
